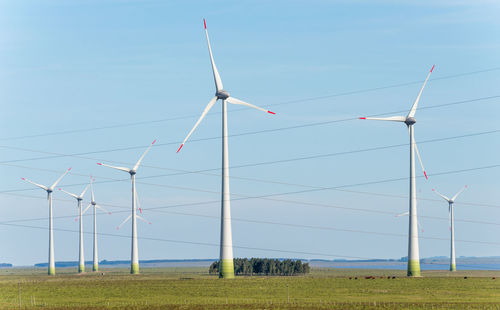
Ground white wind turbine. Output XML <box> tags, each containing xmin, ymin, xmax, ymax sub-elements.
<box><xmin>432</xmin><ymin>186</ymin><xmax>467</xmax><ymax>272</ymax></box>
<box><xmin>97</xmin><ymin>139</ymin><xmax>155</xmax><ymax>274</ymax></box>
<box><xmin>58</xmin><ymin>184</ymin><xmax>90</xmax><ymax>273</ymax></box>
<box><xmin>21</xmin><ymin>167</ymin><xmax>71</xmax><ymax>275</ymax></box>
<box><xmin>86</xmin><ymin>177</ymin><xmax>111</xmax><ymax>272</ymax></box>
<box><xmin>360</xmin><ymin>65</ymin><xmax>434</xmax><ymax>277</ymax></box>
<box><xmin>177</xmin><ymin>19</ymin><xmax>275</xmax><ymax>279</ymax></box>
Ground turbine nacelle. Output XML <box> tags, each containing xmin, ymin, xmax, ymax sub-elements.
<box><xmin>405</xmin><ymin>117</ymin><xmax>416</xmax><ymax>126</ymax></box>
<box><xmin>216</xmin><ymin>90</ymin><xmax>230</xmax><ymax>100</ymax></box>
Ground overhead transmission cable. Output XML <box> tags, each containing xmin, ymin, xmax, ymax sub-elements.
<box><xmin>1</xmin><ymin>66</ymin><xmax>498</xmax><ymax>142</ymax></box>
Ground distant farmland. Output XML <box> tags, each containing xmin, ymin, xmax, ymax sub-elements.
<box><xmin>0</xmin><ymin>267</ymin><xmax>499</xmax><ymax>309</ymax></box>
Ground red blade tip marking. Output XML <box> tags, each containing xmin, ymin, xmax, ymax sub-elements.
<box><xmin>58</xmin><ymin>188</ymin><xmax>61</xmax><ymax>191</ymax></box>
<box><xmin>203</xmin><ymin>19</ymin><xmax>206</xmax><ymax>29</ymax></box>
<box><xmin>68</xmin><ymin>167</ymin><xmax>72</xmax><ymax>171</ymax></box>
<box><xmin>359</xmin><ymin>117</ymin><xmax>366</xmax><ymax>119</ymax></box>
<box><xmin>465</xmin><ymin>185</ymin><xmax>468</xmax><ymax>188</ymax></box>
<box><xmin>108</xmin><ymin>212</ymin><xmax>112</xmax><ymax>215</ymax></box>
<box><xmin>430</xmin><ymin>65</ymin><xmax>435</xmax><ymax>72</ymax></box>
<box><xmin>148</xmin><ymin>222</ymin><xmax>152</xmax><ymax>224</ymax></box>
<box><xmin>152</xmin><ymin>139</ymin><xmax>157</xmax><ymax>144</ymax></box>
<box><xmin>177</xmin><ymin>144</ymin><xmax>184</xmax><ymax>153</ymax></box>
<box><xmin>432</xmin><ymin>189</ymin><xmax>435</xmax><ymax>191</ymax></box>
<box><xmin>21</xmin><ymin>177</ymin><xmax>25</xmax><ymax>180</ymax></box>
<box><xmin>97</xmin><ymin>163</ymin><xmax>102</xmax><ymax>165</ymax></box>
<box><xmin>424</xmin><ymin>171</ymin><xmax>428</xmax><ymax>179</ymax></box>
<box><xmin>116</xmin><ymin>227</ymin><xmax>119</xmax><ymax>230</ymax></box>
<box><xmin>268</xmin><ymin>111</ymin><xmax>276</xmax><ymax>115</ymax></box>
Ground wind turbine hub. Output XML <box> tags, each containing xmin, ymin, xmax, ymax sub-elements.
<box><xmin>216</xmin><ymin>90</ymin><xmax>230</xmax><ymax>100</ymax></box>
<box><xmin>405</xmin><ymin>117</ymin><xmax>416</xmax><ymax>126</ymax></box>
<box><xmin>47</xmin><ymin>189</ymin><xmax>53</xmax><ymax>193</ymax></box>
<box><xmin>130</xmin><ymin>170</ymin><xmax>136</xmax><ymax>176</ymax></box>
<box><xmin>92</xmin><ymin>202</ymin><xmax>97</xmax><ymax>205</ymax></box>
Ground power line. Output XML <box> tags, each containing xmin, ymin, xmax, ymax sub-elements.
<box><xmin>3</xmin><ymin>133</ymin><xmax>500</xmax><ymax>211</ymax></box>
<box><xmin>1</xmin><ymin>127</ymin><xmax>498</xmax><ymax>184</ymax></box>
<box><xmin>1</xmin><ymin>95</ymin><xmax>498</xmax><ymax>161</ymax></box>
<box><xmin>2</xmin><ymin>66</ymin><xmax>498</xmax><ymax>142</ymax></box>
<box><xmin>2</xmin><ymin>220</ymin><xmax>499</xmax><ymax>262</ymax></box>
<box><xmin>0</xmin><ymin>222</ymin><xmax>376</xmax><ymax>260</ymax></box>
<box><xmin>3</xmin><ymin>161</ymin><xmax>500</xmax><ymax>229</ymax></box>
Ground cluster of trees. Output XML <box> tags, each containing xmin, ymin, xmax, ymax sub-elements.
<box><xmin>209</xmin><ymin>258</ymin><xmax>310</xmax><ymax>276</ymax></box>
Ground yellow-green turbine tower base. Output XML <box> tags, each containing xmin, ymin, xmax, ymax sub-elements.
<box><xmin>48</xmin><ymin>266</ymin><xmax>56</xmax><ymax>276</ymax></box>
<box><xmin>450</xmin><ymin>264</ymin><xmax>456</xmax><ymax>272</ymax></box>
<box><xmin>131</xmin><ymin>263</ymin><xmax>139</xmax><ymax>274</ymax></box>
<box><xmin>78</xmin><ymin>265</ymin><xmax>85</xmax><ymax>273</ymax></box>
<box><xmin>407</xmin><ymin>260</ymin><xmax>421</xmax><ymax>277</ymax></box>
<box><xmin>93</xmin><ymin>264</ymin><xmax>98</xmax><ymax>272</ymax></box>
<box><xmin>219</xmin><ymin>259</ymin><xmax>234</xmax><ymax>279</ymax></box>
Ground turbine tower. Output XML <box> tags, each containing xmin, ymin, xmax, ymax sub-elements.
<box><xmin>21</xmin><ymin>167</ymin><xmax>71</xmax><ymax>275</ymax></box>
<box><xmin>59</xmin><ymin>184</ymin><xmax>90</xmax><ymax>273</ymax></box>
<box><xmin>360</xmin><ymin>65</ymin><xmax>434</xmax><ymax>277</ymax></box>
<box><xmin>432</xmin><ymin>186</ymin><xmax>467</xmax><ymax>271</ymax></box>
<box><xmin>86</xmin><ymin>177</ymin><xmax>111</xmax><ymax>272</ymax></box>
<box><xmin>97</xmin><ymin>139</ymin><xmax>156</xmax><ymax>274</ymax></box>
<box><xmin>177</xmin><ymin>19</ymin><xmax>275</xmax><ymax>279</ymax></box>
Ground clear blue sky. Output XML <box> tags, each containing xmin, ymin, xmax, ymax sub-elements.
<box><xmin>1</xmin><ymin>0</ymin><xmax>499</xmax><ymax>266</ymax></box>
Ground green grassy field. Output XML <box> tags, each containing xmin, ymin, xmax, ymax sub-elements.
<box><xmin>1</xmin><ymin>267</ymin><xmax>499</xmax><ymax>309</ymax></box>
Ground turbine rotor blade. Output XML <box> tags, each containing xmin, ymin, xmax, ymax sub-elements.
<box><xmin>133</xmin><ymin>139</ymin><xmax>157</xmax><ymax>171</ymax></box>
<box><xmin>117</xmin><ymin>215</ymin><xmax>132</xmax><ymax>230</ymax></box>
<box><xmin>408</xmin><ymin>126</ymin><xmax>428</xmax><ymax>179</ymax></box>
<box><xmin>21</xmin><ymin>177</ymin><xmax>48</xmax><ymax>191</ymax></box>
<box><xmin>414</xmin><ymin>140</ymin><xmax>428</xmax><ymax>180</ymax></box>
<box><xmin>359</xmin><ymin>116</ymin><xmax>406</xmax><ymax>122</ymax></box>
<box><xmin>135</xmin><ymin>188</ymin><xmax>143</xmax><ymax>215</ymax></box>
<box><xmin>96</xmin><ymin>204</ymin><xmax>112</xmax><ymax>215</ymax></box>
<box><xmin>451</xmin><ymin>185</ymin><xmax>467</xmax><ymax>201</ymax></box>
<box><xmin>226</xmin><ymin>97</ymin><xmax>276</xmax><ymax>115</ymax></box>
<box><xmin>90</xmin><ymin>177</ymin><xmax>95</xmax><ymax>203</ymax></box>
<box><xmin>408</xmin><ymin>65</ymin><xmax>435</xmax><ymax>118</ymax></box>
<box><xmin>394</xmin><ymin>211</ymin><xmax>409</xmax><ymax>217</ymax></box>
<box><xmin>204</xmin><ymin>18</ymin><xmax>223</xmax><ymax>92</ymax></box>
<box><xmin>82</xmin><ymin>204</ymin><xmax>92</xmax><ymax>215</ymax></box>
<box><xmin>418</xmin><ymin>221</ymin><xmax>424</xmax><ymax>233</ymax></box>
<box><xmin>432</xmin><ymin>189</ymin><xmax>450</xmax><ymax>202</ymax></box>
<box><xmin>79</xmin><ymin>184</ymin><xmax>90</xmax><ymax>198</ymax></box>
<box><xmin>177</xmin><ymin>96</ymin><xmax>218</xmax><ymax>152</ymax></box>
<box><xmin>136</xmin><ymin>214</ymin><xmax>152</xmax><ymax>225</ymax></box>
<box><xmin>58</xmin><ymin>188</ymin><xmax>79</xmax><ymax>200</ymax></box>
<box><xmin>49</xmin><ymin>167</ymin><xmax>72</xmax><ymax>190</ymax></box>
<box><xmin>97</xmin><ymin>162</ymin><xmax>131</xmax><ymax>173</ymax></box>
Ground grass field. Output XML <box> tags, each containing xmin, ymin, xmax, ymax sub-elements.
<box><xmin>1</xmin><ymin>267</ymin><xmax>499</xmax><ymax>309</ymax></box>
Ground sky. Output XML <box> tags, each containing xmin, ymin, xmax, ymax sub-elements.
<box><xmin>0</xmin><ymin>0</ymin><xmax>499</xmax><ymax>266</ymax></box>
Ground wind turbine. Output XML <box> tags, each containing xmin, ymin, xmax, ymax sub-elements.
<box><xmin>85</xmin><ymin>177</ymin><xmax>111</xmax><ymax>272</ymax></box>
<box><xmin>21</xmin><ymin>167</ymin><xmax>71</xmax><ymax>275</ymax></box>
<box><xmin>177</xmin><ymin>19</ymin><xmax>275</xmax><ymax>279</ymax></box>
<box><xmin>432</xmin><ymin>186</ymin><xmax>467</xmax><ymax>271</ymax></box>
<box><xmin>58</xmin><ymin>184</ymin><xmax>90</xmax><ymax>273</ymax></box>
<box><xmin>360</xmin><ymin>65</ymin><xmax>434</xmax><ymax>277</ymax></box>
<box><xmin>97</xmin><ymin>139</ymin><xmax>156</xmax><ymax>274</ymax></box>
